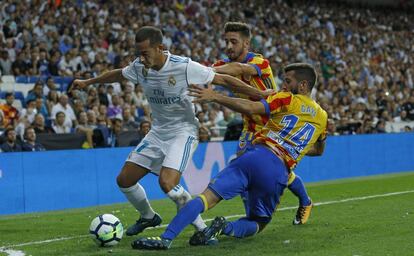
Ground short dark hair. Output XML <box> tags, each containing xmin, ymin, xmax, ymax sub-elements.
<box><xmin>135</xmin><ymin>26</ymin><xmax>163</xmax><ymax>45</ymax></box>
<box><xmin>24</xmin><ymin>126</ymin><xmax>35</xmax><ymax>138</ymax></box>
<box><xmin>5</xmin><ymin>92</ymin><xmax>14</xmax><ymax>98</ymax></box>
<box><xmin>224</xmin><ymin>22</ymin><xmax>251</xmax><ymax>39</ymax></box>
<box><xmin>140</xmin><ymin>120</ymin><xmax>151</xmax><ymax>129</ymax></box>
<box><xmin>4</xmin><ymin>128</ymin><xmax>15</xmax><ymax>137</ymax></box>
<box><xmin>56</xmin><ymin>111</ymin><xmax>65</xmax><ymax>118</ymax></box>
<box><xmin>284</xmin><ymin>63</ymin><xmax>318</xmax><ymax>90</ymax></box>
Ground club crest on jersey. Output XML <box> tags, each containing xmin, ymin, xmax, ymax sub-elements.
<box><xmin>239</xmin><ymin>139</ymin><xmax>247</xmax><ymax>149</ymax></box>
<box><xmin>168</xmin><ymin>76</ymin><xmax>176</xmax><ymax>86</ymax></box>
<box><xmin>142</xmin><ymin>68</ymin><xmax>148</xmax><ymax>77</ymax></box>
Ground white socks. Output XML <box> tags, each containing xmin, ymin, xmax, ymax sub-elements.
<box><xmin>167</xmin><ymin>184</ymin><xmax>207</xmax><ymax>231</ymax></box>
<box><xmin>119</xmin><ymin>183</ymin><xmax>156</xmax><ymax>219</ymax></box>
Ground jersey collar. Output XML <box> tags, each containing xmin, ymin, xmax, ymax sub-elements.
<box><xmin>241</xmin><ymin>52</ymin><xmax>255</xmax><ymax>63</ymax></box>
<box><xmin>155</xmin><ymin>51</ymin><xmax>171</xmax><ymax>73</ymax></box>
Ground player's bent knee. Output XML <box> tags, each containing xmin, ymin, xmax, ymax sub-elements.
<box><xmin>116</xmin><ymin>162</ymin><xmax>148</xmax><ymax>188</ymax></box>
<box><xmin>158</xmin><ymin>177</ymin><xmax>178</xmax><ymax>193</ymax></box>
<box><xmin>116</xmin><ymin>172</ymin><xmax>132</xmax><ymax>188</ymax></box>
<box><xmin>247</xmin><ymin>216</ymin><xmax>271</xmax><ymax>233</ymax></box>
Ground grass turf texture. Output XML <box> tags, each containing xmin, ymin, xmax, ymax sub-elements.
<box><xmin>1</xmin><ymin>171</ymin><xmax>414</xmax><ymax>256</ymax></box>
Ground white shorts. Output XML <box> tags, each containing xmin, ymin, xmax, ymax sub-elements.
<box><xmin>126</xmin><ymin>130</ymin><xmax>198</xmax><ymax>175</ymax></box>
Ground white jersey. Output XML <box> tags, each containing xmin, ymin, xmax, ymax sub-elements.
<box><xmin>122</xmin><ymin>51</ymin><xmax>215</xmax><ymax>134</ymax></box>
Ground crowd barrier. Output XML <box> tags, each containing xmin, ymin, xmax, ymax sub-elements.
<box><xmin>1</xmin><ymin>132</ymin><xmax>413</xmax><ymax>215</ymax></box>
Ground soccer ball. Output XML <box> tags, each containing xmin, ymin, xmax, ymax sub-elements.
<box><xmin>89</xmin><ymin>214</ymin><xmax>123</xmax><ymax>247</ymax></box>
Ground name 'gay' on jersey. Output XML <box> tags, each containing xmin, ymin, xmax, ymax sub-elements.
<box><xmin>254</xmin><ymin>91</ymin><xmax>328</xmax><ymax>170</ymax></box>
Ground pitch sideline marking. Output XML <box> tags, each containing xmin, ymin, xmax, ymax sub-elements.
<box><xmin>1</xmin><ymin>189</ymin><xmax>413</xmax><ymax>251</ymax></box>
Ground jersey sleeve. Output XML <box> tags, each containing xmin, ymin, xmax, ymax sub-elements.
<box><xmin>212</xmin><ymin>60</ymin><xmax>226</xmax><ymax>67</ymax></box>
<box><xmin>187</xmin><ymin>59</ymin><xmax>215</xmax><ymax>85</ymax></box>
<box><xmin>263</xmin><ymin>92</ymin><xmax>293</xmax><ymax>114</ymax></box>
<box><xmin>122</xmin><ymin>58</ymin><xmax>141</xmax><ymax>84</ymax></box>
<box><xmin>248</xmin><ymin>56</ymin><xmax>271</xmax><ymax>79</ymax></box>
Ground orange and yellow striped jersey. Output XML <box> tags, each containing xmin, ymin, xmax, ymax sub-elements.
<box><xmin>213</xmin><ymin>52</ymin><xmax>277</xmax><ymax>134</ymax></box>
<box><xmin>254</xmin><ymin>92</ymin><xmax>328</xmax><ymax>170</ymax></box>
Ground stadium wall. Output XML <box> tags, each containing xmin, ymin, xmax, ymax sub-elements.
<box><xmin>1</xmin><ymin>133</ymin><xmax>413</xmax><ymax>215</ymax></box>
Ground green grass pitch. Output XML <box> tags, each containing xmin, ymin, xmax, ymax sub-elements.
<box><xmin>1</xmin><ymin>171</ymin><xmax>414</xmax><ymax>256</ymax></box>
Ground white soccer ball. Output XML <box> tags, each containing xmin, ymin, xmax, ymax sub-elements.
<box><xmin>89</xmin><ymin>214</ymin><xmax>123</xmax><ymax>247</ymax></box>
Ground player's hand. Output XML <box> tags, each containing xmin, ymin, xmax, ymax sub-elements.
<box><xmin>72</xmin><ymin>79</ymin><xmax>89</xmax><ymax>90</ymax></box>
<box><xmin>260</xmin><ymin>89</ymin><xmax>276</xmax><ymax>98</ymax></box>
<box><xmin>188</xmin><ymin>84</ymin><xmax>217</xmax><ymax>103</ymax></box>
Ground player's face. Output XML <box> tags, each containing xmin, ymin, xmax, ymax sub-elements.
<box><xmin>224</xmin><ymin>32</ymin><xmax>249</xmax><ymax>61</ymax></box>
<box><xmin>282</xmin><ymin>71</ymin><xmax>299</xmax><ymax>94</ymax></box>
<box><xmin>136</xmin><ymin>39</ymin><xmax>163</xmax><ymax>69</ymax></box>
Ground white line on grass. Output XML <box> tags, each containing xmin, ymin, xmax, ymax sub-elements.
<box><xmin>1</xmin><ymin>189</ymin><xmax>413</xmax><ymax>251</ymax></box>
<box><xmin>0</xmin><ymin>249</ymin><xmax>26</xmax><ymax>256</ymax></box>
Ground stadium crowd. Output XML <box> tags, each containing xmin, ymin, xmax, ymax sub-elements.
<box><xmin>0</xmin><ymin>0</ymin><xmax>413</xmax><ymax>152</ymax></box>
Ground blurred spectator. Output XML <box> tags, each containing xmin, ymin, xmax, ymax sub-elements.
<box><xmin>129</xmin><ymin>120</ymin><xmax>151</xmax><ymax>146</ymax></box>
<box><xmin>107</xmin><ymin>94</ymin><xmax>122</xmax><ymax>119</ymax></box>
<box><xmin>108</xmin><ymin>118</ymin><xmax>123</xmax><ymax>147</ymax></box>
<box><xmin>327</xmin><ymin>119</ymin><xmax>339</xmax><ymax>136</ymax></box>
<box><xmin>35</xmin><ymin>97</ymin><xmax>49</xmax><ymax>118</ymax></box>
<box><xmin>0</xmin><ymin>0</ymin><xmax>413</xmax><ymax>146</ymax></box>
<box><xmin>12</xmin><ymin>51</ymin><xmax>30</xmax><ymax>76</ymax></box>
<box><xmin>393</xmin><ymin>110</ymin><xmax>409</xmax><ymax>122</ymax></box>
<box><xmin>97</xmin><ymin>84</ymin><xmax>110</xmax><ymax>106</ymax></box>
<box><xmin>22</xmin><ymin>127</ymin><xmax>46</xmax><ymax>152</ymax></box>
<box><xmin>0</xmin><ymin>92</ymin><xmax>19</xmax><ymax>127</ymax></box>
<box><xmin>51</xmin><ymin>94</ymin><xmax>76</xmax><ymax>130</ymax></box>
<box><xmin>25</xmin><ymin>82</ymin><xmax>46</xmax><ymax>105</ymax></box>
<box><xmin>52</xmin><ymin>111</ymin><xmax>71</xmax><ymax>134</ymax></box>
<box><xmin>33</xmin><ymin>113</ymin><xmax>54</xmax><ymax>134</ymax></box>
<box><xmin>43</xmin><ymin>77</ymin><xmax>59</xmax><ymax>96</ymax></box>
<box><xmin>75</xmin><ymin>111</ymin><xmax>94</xmax><ymax>148</ymax></box>
<box><xmin>20</xmin><ymin>99</ymin><xmax>37</xmax><ymax>124</ymax></box>
<box><xmin>46</xmin><ymin>90</ymin><xmax>59</xmax><ymax>115</ymax></box>
<box><xmin>122</xmin><ymin>106</ymin><xmax>139</xmax><ymax>131</ymax></box>
<box><xmin>0</xmin><ymin>110</ymin><xmax>5</xmax><ymax>131</ymax></box>
<box><xmin>199</xmin><ymin>126</ymin><xmax>211</xmax><ymax>142</ymax></box>
<box><xmin>401</xmin><ymin>96</ymin><xmax>414</xmax><ymax>120</ymax></box>
<box><xmin>86</xmin><ymin>110</ymin><xmax>98</xmax><ymax>129</ymax></box>
<box><xmin>0</xmin><ymin>50</ymin><xmax>12</xmax><ymax>75</ymax></box>
<box><xmin>0</xmin><ymin>128</ymin><xmax>22</xmax><ymax>152</ymax></box>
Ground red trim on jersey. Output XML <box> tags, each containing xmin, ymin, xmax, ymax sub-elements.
<box><xmin>261</xmin><ymin>115</ymin><xmax>269</xmax><ymax>126</ymax></box>
<box><xmin>254</xmin><ymin>59</ymin><xmax>269</xmax><ymax>70</ymax></box>
<box><xmin>252</xmin><ymin>76</ymin><xmax>267</xmax><ymax>91</ymax></box>
<box><xmin>268</xmin><ymin>95</ymin><xmax>292</xmax><ymax>112</ymax></box>
<box><xmin>212</xmin><ymin>60</ymin><xmax>226</xmax><ymax>67</ymax></box>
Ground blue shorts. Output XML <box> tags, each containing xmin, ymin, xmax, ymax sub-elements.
<box><xmin>208</xmin><ymin>145</ymin><xmax>288</xmax><ymax>222</ymax></box>
<box><xmin>236</xmin><ymin>131</ymin><xmax>254</xmax><ymax>154</ymax></box>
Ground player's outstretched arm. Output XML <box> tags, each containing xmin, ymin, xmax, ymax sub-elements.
<box><xmin>189</xmin><ymin>85</ymin><xmax>266</xmax><ymax>116</ymax></box>
<box><xmin>212</xmin><ymin>73</ymin><xmax>274</xmax><ymax>100</ymax></box>
<box><xmin>73</xmin><ymin>69</ymin><xmax>125</xmax><ymax>89</ymax></box>
<box><xmin>213</xmin><ymin>63</ymin><xmax>258</xmax><ymax>77</ymax></box>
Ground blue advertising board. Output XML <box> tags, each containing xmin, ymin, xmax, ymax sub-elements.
<box><xmin>1</xmin><ymin>133</ymin><xmax>413</xmax><ymax>215</ymax></box>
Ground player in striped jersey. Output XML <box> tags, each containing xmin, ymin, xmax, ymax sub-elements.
<box><xmin>213</xmin><ymin>22</ymin><xmax>315</xmax><ymax>225</ymax></box>
<box><xmin>131</xmin><ymin>63</ymin><xmax>327</xmax><ymax>250</ymax></box>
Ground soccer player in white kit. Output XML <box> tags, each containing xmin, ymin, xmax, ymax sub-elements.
<box><xmin>73</xmin><ymin>26</ymin><xmax>269</xmax><ymax>240</ymax></box>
